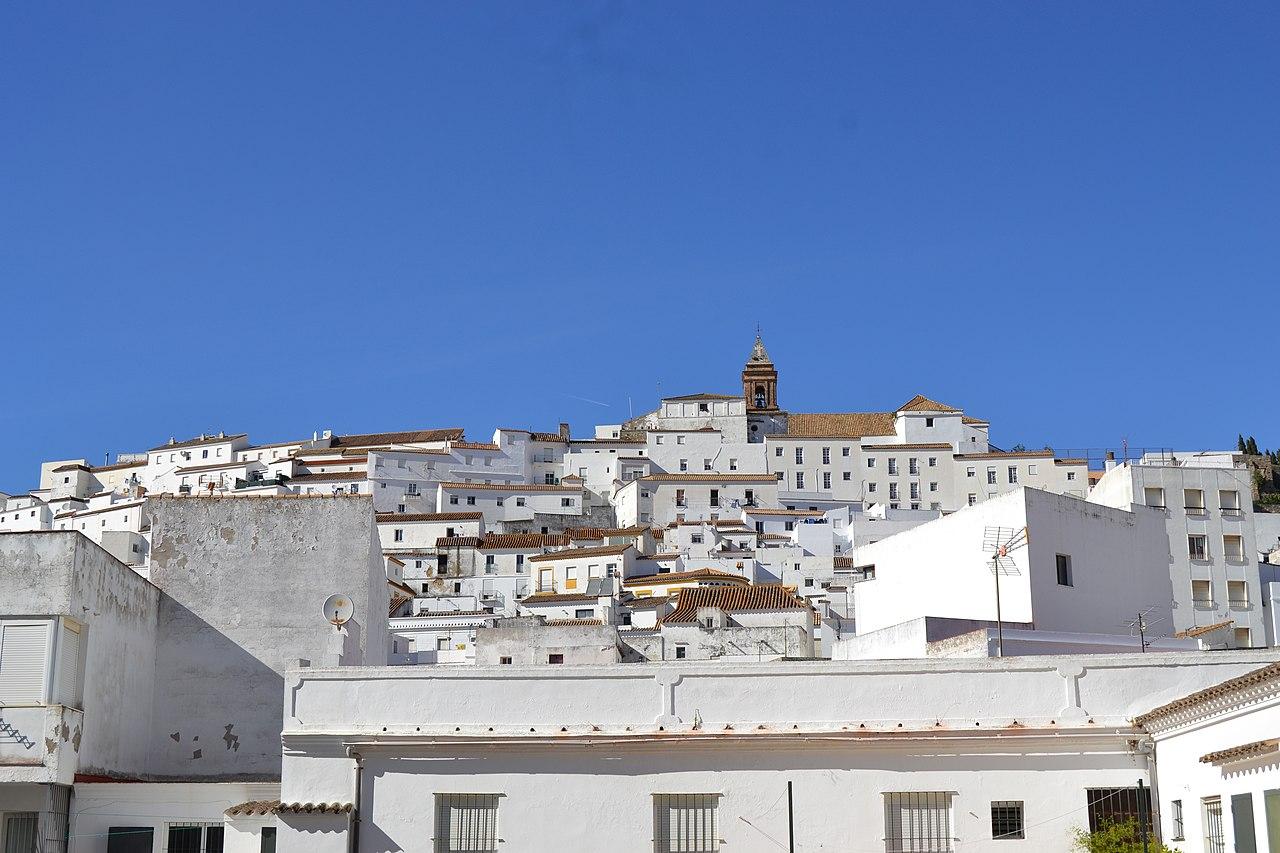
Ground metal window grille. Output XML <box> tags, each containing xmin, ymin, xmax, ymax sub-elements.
<box><xmin>1202</xmin><ymin>798</ymin><xmax>1225</xmax><ymax>853</ymax></box>
<box><xmin>4</xmin><ymin>814</ymin><xmax>38</xmax><ymax>853</ymax></box>
<box><xmin>164</xmin><ymin>824</ymin><xmax>223</xmax><ymax>853</ymax></box>
<box><xmin>40</xmin><ymin>785</ymin><xmax>72</xmax><ymax>853</ymax></box>
<box><xmin>653</xmin><ymin>794</ymin><xmax>719</xmax><ymax>853</ymax></box>
<box><xmin>1085</xmin><ymin>788</ymin><xmax>1152</xmax><ymax>834</ymax></box>
<box><xmin>884</xmin><ymin>792</ymin><xmax>954</xmax><ymax>852</ymax></box>
<box><xmin>1168</xmin><ymin>798</ymin><xmax>1184</xmax><ymax>839</ymax></box>
<box><xmin>990</xmin><ymin>801</ymin><xmax>1024</xmax><ymax>840</ymax></box>
<box><xmin>434</xmin><ymin>794</ymin><xmax>500</xmax><ymax>853</ymax></box>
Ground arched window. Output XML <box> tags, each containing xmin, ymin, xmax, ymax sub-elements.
<box><xmin>754</xmin><ymin>384</ymin><xmax>767</xmax><ymax>408</ymax></box>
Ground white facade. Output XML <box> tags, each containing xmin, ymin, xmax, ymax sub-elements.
<box><xmin>1089</xmin><ymin>453</ymin><xmax>1265</xmax><ymax>647</ymax></box>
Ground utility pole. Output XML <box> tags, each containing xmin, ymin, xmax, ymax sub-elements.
<box><xmin>787</xmin><ymin>780</ymin><xmax>795</xmax><ymax>853</ymax></box>
<box><xmin>993</xmin><ymin>553</ymin><xmax>1004</xmax><ymax>657</ymax></box>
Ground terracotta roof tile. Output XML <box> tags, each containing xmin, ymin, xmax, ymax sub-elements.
<box><xmin>784</xmin><ymin>412</ymin><xmax>895</xmax><ymax>438</ymax></box>
<box><xmin>1134</xmin><ymin>662</ymin><xmax>1280</xmax><ymax>726</ymax></box>
<box><xmin>331</xmin><ymin>428</ymin><xmax>464</xmax><ymax>448</ymax></box>
<box><xmin>624</xmin><ymin>568</ymin><xmax>749</xmax><ymax>587</ymax></box>
<box><xmin>288</xmin><ymin>471</ymin><xmax>366</xmax><ymax>483</ymax></box>
<box><xmin>434</xmin><ymin>533</ymin><xmax>570</xmax><ymax>550</ymax></box>
<box><xmin>521</xmin><ymin>591</ymin><xmax>601</xmax><ymax>604</ymax></box>
<box><xmin>1174</xmin><ymin>620</ymin><xmax>1234</xmax><ymax>638</ymax></box>
<box><xmin>528</xmin><ymin>543</ymin><xmax>632</xmax><ymax>562</ymax></box>
<box><xmin>437</xmin><ymin>481</ymin><xmax>581</xmax><ymax>492</ymax></box>
<box><xmin>640</xmin><ymin>473</ymin><xmax>775</xmax><ymax>483</ymax></box>
<box><xmin>376</xmin><ymin>512</ymin><xmax>483</xmax><ymax>522</ymax></box>
<box><xmin>664</xmin><ymin>584</ymin><xmax>813</xmax><ymax>623</ymax></box>
<box><xmin>955</xmin><ymin>450</ymin><xmax>1055</xmax><ymax>460</ymax></box>
<box><xmin>543</xmin><ymin>618</ymin><xmax>604</xmax><ymax>626</ymax></box>
<box><xmin>148</xmin><ymin>434</ymin><xmax>247</xmax><ymax>452</ymax></box>
<box><xmin>897</xmin><ymin>394</ymin><xmax>959</xmax><ymax>413</ymax></box>
<box><xmin>1200</xmin><ymin>738</ymin><xmax>1279</xmax><ymax>764</ymax></box>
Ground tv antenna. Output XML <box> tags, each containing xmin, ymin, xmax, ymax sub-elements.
<box><xmin>981</xmin><ymin>526</ymin><xmax>1028</xmax><ymax>657</ymax></box>
<box><xmin>1122</xmin><ymin>607</ymin><xmax>1164</xmax><ymax>653</ymax></box>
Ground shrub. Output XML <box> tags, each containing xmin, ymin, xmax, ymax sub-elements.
<box><xmin>1072</xmin><ymin>819</ymin><xmax>1179</xmax><ymax>853</ymax></box>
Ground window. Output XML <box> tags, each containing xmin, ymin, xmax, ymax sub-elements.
<box><xmin>561</xmin><ymin>498</ymin><xmax>574</xmax><ymax>507</ymax></box>
<box><xmin>676</xmin><ymin>436</ymin><xmax>685</xmax><ymax>445</ymax></box>
<box><xmin>1223</xmin><ymin>534</ymin><xmax>1245</xmax><ymax>561</ymax></box>
<box><xmin>1028</xmin><ymin>464</ymin><xmax>1038</xmax><ymax>476</ymax></box>
<box><xmin>729</xmin><ymin>458</ymin><xmax>737</xmax><ymax>471</ymax></box>
<box><xmin>679</xmin><ymin>459</ymin><xmax>688</xmax><ymax>472</ymax></box>
<box><xmin>674</xmin><ymin>645</ymin><xmax>687</xmax><ymax>659</ymax></box>
<box><xmin>990</xmin><ymin>801</ymin><xmax>1024</xmax><ymax>840</ymax></box>
<box><xmin>928</xmin><ymin>457</ymin><xmax>937</xmax><ymax>468</ymax></box>
<box><xmin>795</xmin><ymin>473</ymin><xmax>805</xmax><ymax>490</ymax></box>
<box><xmin>823</xmin><ymin>472</ymin><xmax>832</xmax><ymax>490</ymax></box>
<box><xmin>775</xmin><ymin>446</ymin><xmax>783</xmax><ymax>457</ymax></box>
<box><xmin>690</xmin><ymin>533</ymin><xmax>704</xmax><ymax>545</ymax></box>
<box><xmin>909</xmin><ymin>458</ymin><xmax>918</xmax><ymax>475</ymax></box>
<box><xmin>675</xmin><ymin>489</ymin><xmax>687</xmax><ymax>508</ymax></box>
<box><xmin>1056</xmin><ymin>554</ymin><xmax>1073</xmax><ymax>587</ymax></box>
<box><xmin>1188</xmin><ymin>534</ymin><xmax>1208</xmax><ymax>561</ymax></box>
<box><xmin>868</xmin><ymin>483</ymin><xmax>877</xmax><ymax>493</ymax></box>
<box><xmin>822</xmin><ymin>447</ymin><xmax>831</xmax><ymax>464</ymax></box>
<box><xmin>167</xmin><ymin>823</ymin><xmax>224</xmax><ymax>853</ymax></box>
<box><xmin>653</xmin><ymin>794</ymin><xmax>718</xmax><ymax>853</ymax></box>
<box><xmin>258</xmin><ymin>827</ymin><xmax>275</xmax><ymax>853</ymax></box>
<box><xmin>842</xmin><ymin>447</ymin><xmax>851</xmax><ymax>457</ymax></box>
<box><xmin>1220</xmin><ymin>489</ymin><xmax>1241</xmax><ymax>515</ymax></box>
<box><xmin>1234</xmin><ymin>627</ymin><xmax>1252</xmax><ymax>648</ymax></box>
<box><xmin>548</xmin><ymin>653</ymin><xmax>564</xmax><ymax>664</ymax></box>
<box><xmin>657</xmin><ymin>436</ymin><xmax>665</xmax><ymax>445</ymax></box>
<box><xmin>575</xmin><ymin>608</ymin><xmax>594</xmax><ymax>619</ymax></box>
<box><xmin>1228</xmin><ymin>580</ymin><xmax>1249</xmax><ymax>608</ymax></box>
<box><xmin>397</xmin><ymin>504</ymin><xmax>406</xmax><ymax>513</ymax></box>
<box><xmin>966</xmin><ymin>467</ymin><xmax>975</xmax><ymax>478</ymax></box>
<box><xmin>1144</xmin><ymin>487</ymin><xmax>1165</xmax><ymax>508</ymax></box>
<box><xmin>703</xmin><ymin>459</ymin><xmax>712</xmax><ymax>471</ymax></box>
<box><xmin>843</xmin><ymin>472</ymin><xmax>851</xmax><ymax>481</ymax></box>
<box><xmin>795</xmin><ymin>447</ymin><xmax>804</xmax><ymax>464</ymax></box>
<box><xmin>925</xmin><ymin>417</ymin><xmax>934</xmax><ymax>427</ymax></box>
<box><xmin>1007</xmin><ymin>466</ymin><xmax>1018</xmax><ymax>484</ymax></box>
<box><xmin>434</xmin><ymin>793</ymin><xmax>500</xmax><ymax>853</ymax></box>
<box><xmin>1202</xmin><ymin>797</ymin><xmax>1224</xmax><ymax>853</ymax></box>
<box><xmin>710</xmin><ymin>489</ymin><xmax>719</xmax><ymax>507</ymax></box>
<box><xmin>888</xmin><ymin>459</ymin><xmax>898</xmax><ymax>475</ymax></box>
<box><xmin>1169</xmin><ymin>799</ymin><xmax>1184</xmax><ymax>840</ymax></box>
<box><xmin>1067</xmin><ymin>471</ymin><xmax>1076</xmax><ymax>481</ymax></box>
<box><xmin>466</xmin><ymin>496</ymin><xmax>476</xmax><ymax>506</ymax></box>
<box><xmin>1192</xmin><ymin>579</ymin><xmax>1213</xmax><ymax>606</ymax></box>
<box><xmin>929</xmin><ymin>482</ymin><xmax>938</xmax><ymax>492</ymax></box>
<box><xmin>909</xmin><ymin>483</ymin><xmax>920</xmax><ymax>500</ymax></box>
<box><xmin>744</xmin><ymin>489</ymin><xmax>754</xmax><ymax>505</ymax></box>
<box><xmin>449</xmin><ymin>496</ymin><xmax>460</xmax><ymax>505</ymax></box>
<box><xmin>987</xmin><ymin>468</ymin><xmax>997</xmax><ymax>484</ymax></box>
<box><xmin>107</xmin><ymin>826</ymin><xmax>154</xmax><ymax>853</ymax></box>
<box><xmin>1185</xmin><ymin>488</ymin><xmax>1206</xmax><ymax>513</ymax></box>
<box><xmin>968</xmin><ymin>494</ymin><xmax>977</xmax><ymax>506</ymax></box>
<box><xmin>544</xmin><ymin>473</ymin><xmax>556</xmax><ymax>485</ymax></box>
<box><xmin>393</xmin><ymin>529</ymin><xmax>404</xmax><ymax>542</ymax></box>
<box><xmin>884</xmin><ymin>792</ymin><xmax>953</xmax><ymax>853</ymax></box>
<box><xmin>516</xmin><ymin>497</ymin><xmax>526</xmax><ymax>507</ymax></box>
<box><xmin>1086</xmin><ymin>787</ymin><xmax>1152</xmax><ymax>834</ymax></box>
<box><xmin>889</xmin><ymin>483</ymin><xmax>898</xmax><ymax>500</ymax></box>
<box><xmin>867</xmin><ymin>457</ymin><xmax>876</xmax><ymax>469</ymax></box>
<box><xmin>407</xmin><ymin>482</ymin><xmax>419</xmax><ymax>495</ymax></box>
<box><xmin>499</xmin><ymin>656</ymin><xmax>512</xmax><ymax>665</ymax></box>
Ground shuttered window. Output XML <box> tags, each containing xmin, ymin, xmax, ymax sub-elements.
<box><xmin>884</xmin><ymin>792</ymin><xmax>954</xmax><ymax>852</ymax></box>
<box><xmin>55</xmin><ymin>621</ymin><xmax>81</xmax><ymax>708</ymax></box>
<box><xmin>653</xmin><ymin>794</ymin><xmax>719</xmax><ymax>853</ymax></box>
<box><xmin>0</xmin><ymin>621</ymin><xmax>51</xmax><ymax>704</ymax></box>
<box><xmin>4</xmin><ymin>813</ymin><xmax>38</xmax><ymax>853</ymax></box>
<box><xmin>434</xmin><ymin>794</ymin><xmax>499</xmax><ymax>853</ymax></box>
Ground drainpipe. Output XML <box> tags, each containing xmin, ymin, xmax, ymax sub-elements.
<box><xmin>347</xmin><ymin>747</ymin><xmax>364</xmax><ymax>853</ymax></box>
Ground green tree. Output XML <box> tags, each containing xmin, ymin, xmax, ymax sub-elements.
<box><xmin>1239</xmin><ymin>434</ymin><xmax>1248</xmax><ymax>452</ymax></box>
<box><xmin>1011</xmin><ymin>443</ymin><xmax>1027</xmax><ymax>452</ymax></box>
<box><xmin>1246</xmin><ymin>436</ymin><xmax>1260</xmax><ymax>455</ymax></box>
<box><xmin>1072</xmin><ymin>819</ymin><xmax>1179</xmax><ymax>853</ymax></box>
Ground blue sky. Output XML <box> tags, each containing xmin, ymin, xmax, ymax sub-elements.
<box><xmin>1</xmin><ymin>3</ymin><xmax>1277</xmax><ymax>491</ymax></box>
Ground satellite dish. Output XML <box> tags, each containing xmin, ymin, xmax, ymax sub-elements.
<box><xmin>323</xmin><ymin>593</ymin><xmax>355</xmax><ymax>626</ymax></box>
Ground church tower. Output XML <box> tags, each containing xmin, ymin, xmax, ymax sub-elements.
<box><xmin>742</xmin><ymin>334</ymin><xmax>780</xmax><ymax>412</ymax></box>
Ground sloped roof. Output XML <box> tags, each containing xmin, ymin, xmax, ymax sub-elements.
<box><xmin>664</xmin><ymin>584</ymin><xmax>812</xmax><ymax>623</ymax></box>
<box><xmin>897</xmin><ymin>394</ymin><xmax>959</xmax><ymax>413</ymax></box>
<box><xmin>331</xmin><ymin>428</ymin><xmax>464</xmax><ymax>448</ymax></box>
<box><xmin>528</xmin><ymin>543</ymin><xmax>632</xmax><ymax>562</ymax></box>
<box><xmin>1134</xmin><ymin>662</ymin><xmax>1280</xmax><ymax>726</ymax></box>
<box><xmin>376</xmin><ymin>512</ymin><xmax>483</xmax><ymax>522</ymax></box>
<box><xmin>148</xmin><ymin>433</ymin><xmax>247</xmax><ymax>452</ymax></box>
<box><xmin>624</xmin><ymin>568</ymin><xmax>749</xmax><ymax>587</ymax></box>
<box><xmin>784</xmin><ymin>412</ymin><xmax>896</xmax><ymax>438</ymax></box>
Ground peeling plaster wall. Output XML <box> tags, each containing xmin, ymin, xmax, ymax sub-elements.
<box><xmin>145</xmin><ymin>495</ymin><xmax>388</xmax><ymax>780</ymax></box>
<box><xmin>0</xmin><ymin>532</ymin><xmax>160</xmax><ymax>779</ymax></box>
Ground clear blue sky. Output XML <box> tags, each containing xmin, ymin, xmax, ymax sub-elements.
<box><xmin>2</xmin><ymin>3</ymin><xmax>1277</xmax><ymax>491</ymax></box>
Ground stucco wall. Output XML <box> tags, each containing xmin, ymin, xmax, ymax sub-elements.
<box><xmin>145</xmin><ymin>495</ymin><xmax>388</xmax><ymax>779</ymax></box>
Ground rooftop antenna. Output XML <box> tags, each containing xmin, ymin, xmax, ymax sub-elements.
<box><xmin>981</xmin><ymin>526</ymin><xmax>1028</xmax><ymax>657</ymax></box>
<box><xmin>1122</xmin><ymin>607</ymin><xmax>1164</xmax><ymax>653</ymax></box>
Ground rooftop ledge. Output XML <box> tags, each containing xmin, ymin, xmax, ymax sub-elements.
<box><xmin>283</xmin><ymin>650</ymin><xmax>1280</xmax><ymax>739</ymax></box>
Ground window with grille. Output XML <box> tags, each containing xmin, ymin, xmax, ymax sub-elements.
<box><xmin>1169</xmin><ymin>798</ymin><xmax>1184</xmax><ymax>840</ymax></box>
<box><xmin>165</xmin><ymin>823</ymin><xmax>223</xmax><ymax>853</ymax></box>
<box><xmin>434</xmin><ymin>794</ymin><xmax>500</xmax><ymax>853</ymax></box>
<box><xmin>884</xmin><ymin>792</ymin><xmax>954</xmax><ymax>852</ymax></box>
<box><xmin>653</xmin><ymin>793</ymin><xmax>719</xmax><ymax>853</ymax></box>
<box><xmin>5</xmin><ymin>814</ymin><xmax>38</xmax><ymax>853</ymax></box>
<box><xmin>1085</xmin><ymin>788</ymin><xmax>1152</xmax><ymax>834</ymax></box>
<box><xmin>1202</xmin><ymin>797</ymin><xmax>1224</xmax><ymax>853</ymax></box>
<box><xmin>990</xmin><ymin>801</ymin><xmax>1023</xmax><ymax>840</ymax></box>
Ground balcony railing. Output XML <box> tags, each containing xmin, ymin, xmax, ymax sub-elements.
<box><xmin>1229</xmin><ymin>598</ymin><xmax>1250</xmax><ymax>608</ymax></box>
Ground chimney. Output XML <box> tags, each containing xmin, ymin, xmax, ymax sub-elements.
<box><xmin>559</xmin><ymin>422</ymin><xmax>570</xmax><ymax>440</ymax></box>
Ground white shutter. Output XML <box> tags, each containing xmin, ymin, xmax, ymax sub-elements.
<box><xmin>0</xmin><ymin>622</ymin><xmax>51</xmax><ymax>704</ymax></box>
<box><xmin>55</xmin><ymin>622</ymin><xmax>81</xmax><ymax>707</ymax></box>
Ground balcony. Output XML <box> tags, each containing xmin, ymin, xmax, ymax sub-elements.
<box><xmin>1229</xmin><ymin>599</ymin><xmax>1250</xmax><ymax>609</ymax></box>
<box><xmin>0</xmin><ymin>704</ymin><xmax>83</xmax><ymax>784</ymax></box>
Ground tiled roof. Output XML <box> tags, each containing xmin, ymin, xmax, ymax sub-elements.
<box><xmin>624</xmin><ymin>568</ymin><xmax>749</xmax><ymax>587</ymax></box>
<box><xmin>1134</xmin><ymin>662</ymin><xmax>1280</xmax><ymax>726</ymax></box>
<box><xmin>388</xmin><ymin>592</ymin><xmax>412</xmax><ymax>617</ymax></box>
<box><xmin>625</xmin><ymin>595</ymin><xmax>676</xmax><ymax>609</ymax></box>
<box><xmin>544</xmin><ymin>618</ymin><xmax>603</xmax><ymax>626</ymax></box>
<box><xmin>955</xmin><ymin>450</ymin><xmax>1055</xmax><ymax>460</ymax></box>
<box><xmin>1174</xmin><ymin>620</ymin><xmax>1234</xmax><ymax>638</ymax></box>
<box><xmin>90</xmin><ymin>459</ymin><xmax>148</xmax><ymax>472</ymax></box>
<box><xmin>434</xmin><ymin>533</ymin><xmax>570</xmax><ymax>550</ymax></box>
<box><xmin>784</xmin><ymin>412</ymin><xmax>896</xmax><ymax>438</ymax></box>
<box><xmin>664</xmin><ymin>584</ymin><xmax>812</xmax><ymax>623</ymax></box>
<box><xmin>566</xmin><ymin>525</ymin><xmax>649</xmax><ymax>540</ymax></box>
<box><xmin>176</xmin><ymin>460</ymin><xmax>249</xmax><ymax>474</ymax></box>
<box><xmin>898</xmin><ymin>394</ymin><xmax>959</xmax><ymax>413</ymax></box>
<box><xmin>961</xmin><ymin>416</ymin><xmax>988</xmax><ymax>425</ymax></box>
<box><xmin>331</xmin><ymin>428</ymin><xmax>464</xmax><ymax>448</ymax></box>
<box><xmin>640</xmin><ymin>473</ymin><xmax>774</xmax><ymax>483</ymax></box>
<box><xmin>437</xmin><ymin>481</ymin><xmax>581</xmax><ymax>492</ymax></box>
<box><xmin>861</xmin><ymin>443</ymin><xmax>955</xmax><ymax>452</ymax></box>
<box><xmin>148</xmin><ymin>434</ymin><xmax>247</xmax><ymax>452</ymax></box>
<box><xmin>52</xmin><ymin>463</ymin><xmax>91</xmax><ymax>473</ymax></box>
<box><xmin>522</xmin><ymin>591</ymin><xmax>601</xmax><ymax>604</ymax></box>
<box><xmin>294</xmin><ymin>448</ymin><xmax>371</xmax><ymax>458</ymax></box>
<box><xmin>1200</xmin><ymin>739</ymin><xmax>1279</xmax><ymax>765</ymax></box>
<box><xmin>451</xmin><ymin>441</ymin><xmax>501</xmax><ymax>451</ymax></box>
<box><xmin>1055</xmin><ymin>458</ymin><xmax>1088</xmax><ymax>465</ymax></box>
<box><xmin>287</xmin><ymin>471</ymin><xmax>366</xmax><ymax>483</ymax></box>
<box><xmin>833</xmin><ymin>556</ymin><xmax>855</xmax><ymax>568</ymax></box>
<box><xmin>225</xmin><ymin>800</ymin><xmax>351</xmax><ymax>816</ymax></box>
<box><xmin>744</xmin><ymin>508</ymin><xmax>824</xmax><ymax>517</ymax></box>
<box><xmin>528</xmin><ymin>543</ymin><xmax>632</xmax><ymax>562</ymax></box>
<box><xmin>376</xmin><ymin>512</ymin><xmax>483</xmax><ymax>522</ymax></box>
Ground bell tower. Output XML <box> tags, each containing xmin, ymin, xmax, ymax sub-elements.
<box><xmin>742</xmin><ymin>333</ymin><xmax>779</xmax><ymax>412</ymax></box>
